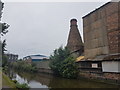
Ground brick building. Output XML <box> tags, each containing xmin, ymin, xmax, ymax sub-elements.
<box><xmin>83</xmin><ymin>2</ymin><xmax>120</xmax><ymax>59</ymax></box>
<box><xmin>82</xmin><ymin>2</ymin><xmax>120</xmax><ymax>73</ymax></box>
<box><xmin>5</xmin><ymin>53</ymin><xmax>18</xmax><ymax>62</ymax></box>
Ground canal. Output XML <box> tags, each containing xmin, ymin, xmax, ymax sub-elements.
<box><xmin>6</xmin><ymin>69</ymin><xmax>119</xmax><ymax>88</ymax></box>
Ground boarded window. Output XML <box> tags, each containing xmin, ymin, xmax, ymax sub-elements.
<box><xmin>92</xmin><ymin>63</ymin><xmax>98</xmax><ymax>68</ymax></box>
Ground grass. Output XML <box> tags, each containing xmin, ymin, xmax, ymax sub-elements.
<box><xmin>2</xmin><ymin>72</ymin><xmax>16</xmax><ymax>89</ymax></box>
<box><xmin>0</xmin><ymin>70</ymin><xmax>2</xmax><ymax>89</ymax></box>
<box><xmin>1</xmin><ymin>67</ymin><xmax>29</xmax><ymax>89</ymax></box>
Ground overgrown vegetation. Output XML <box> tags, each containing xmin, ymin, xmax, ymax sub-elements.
<box><xmin>3</xmin><ymin>70</ymin><xmax>29</xmax><ymax>89</ymax></box>
<box><xmin>2</xmin><ymin>72</ymin><xmax>16</xmax><ymax>88</ymax></box>
<box><xmin>10</xmin><ymin>61</ymin><xmax>38</xmax><ymax>72</ymax></box>
<box><xmin>15</xmin><ymin>82</ymin><xmax>29</xmax><ymax>89</ymax></box>
<box><xmin>2</xmin><ymin>55</ymin><xmax>8</xmax><ymax>67</ymax></box>
<box><xmin>12</xmin><ymin>80</ymin><xmax>29</xmax><ymax>89</ymax></box>
<box><xmin>49</xmin><ymin>46</ymin><xmax>79</xmax><ymax>79</ymax></box>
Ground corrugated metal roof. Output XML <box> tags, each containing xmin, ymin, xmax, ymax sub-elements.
<box><xmin>23</xmin><ymin>54</ymin><xmax>49</xmax><ymax>60</ymax></box>
<box><xmin>31</xmin><ymin>54</ymin><xmax>46</xmax><ymax>57</ymax></box>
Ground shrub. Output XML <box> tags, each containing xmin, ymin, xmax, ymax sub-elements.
<box><xmin>12</xmin><ymin>80</ymin><xmax>17</xmax><ymax>83</ymax></box>
<box><xmin>2</xmin><ymin>55</ymin><xmax>8</xmax><ymax>67</ymax></box>
<box><xmin>60</xmin><ymin>56</ymin><xmax>79</xmax><ymax>79</ymax></box>
<box><xmin>10</xmin><ymin>61</ymin><xmax>38</xmax><ymax>72</ymax></box>
<box><xmin>49</xmin><ymin>46</ymin><xmax>79</xmax><ymax>79</ymax></box>
<box><xmin>16</xmin><ymin>83</ymin><xmax>29</xmax><ymax>89</ymax></box>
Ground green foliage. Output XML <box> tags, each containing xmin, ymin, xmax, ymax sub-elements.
<box><xmin>1</xmin><ymin>23</ymin><xmax>9</xmax><ymax>36</ymax></box>
<box><xmin>10</xmin><ymin>61</ymin><xmax>38</xmax><ymax>72</ymax></box>
<box><xmin>2</xmin><ymin>40</ymin><xmax>7</xmax><ymax>54</ymax></box>
<box><xmin>16</xmin><ymin>83</ymin><xmax>29</xmax><ymax>89</ymax></box>
<box><xmin>12</xmin><ymin>80</ymin><xmax>17</xmax><ymax>84</ymax></box>
<box><xmin>1</xmin><ymin>23</ymin><xmax>9</xmax><ymax>67</ymax></box>
<box><xmin>1</xmin><ymin>23</ymin><xmax>9</xmax><ymax>54</ymax></box>
<box><xmin>60</xmin><ymin>56</ymin><xmax>79</xmax><ymax>79</ymax></box>
<box><xmin>2</xmin><ymin>55</ymin><xmax>8</xmax><ymax>67</ymax></box>
<box><xmin>49</xmin><ymin>46</ymin><xmax>70</xmax><ymax>75</ymax></box>
<box><xmin>2</xmin><ymin>65</ymin><xmax>8</xmax><ymax>72</ymax></box>
<box><xmin>2</xmin><ymin>72</ymin><xmax>16</xmax><ymax>88</ymax></box>
<box><xmin>50</xmin><ymin>46</ymin><xmax>79</xmax><ymax>79</ymax></box>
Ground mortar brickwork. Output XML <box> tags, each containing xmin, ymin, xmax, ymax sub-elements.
<box><xmin>67</xmin><ymin>19</ymin><xmax>84</xmax><ymax>57</ymax></box>
<box><xmin>83</xmin><ymin>2</ymin><xmax>120</xmax><ymax>59</ymax></box>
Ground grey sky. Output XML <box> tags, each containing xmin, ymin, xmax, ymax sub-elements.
<box><xmin>2</xmin><ymin>2</ymin><xmax>107</xmax><ymax>58</ymax></box>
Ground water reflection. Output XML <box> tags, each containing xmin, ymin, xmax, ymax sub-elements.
<box><xmin>28</xmin><ymin>80</ymin><xmax>48</xmax><ymax>88</ymax></box>
<box><xmin>13</xmin><ymin>72</ymin><xmax>50</xmax><ymax>88</ymax></box>
<box><xmin>6</xmin><ymin>69</ymin><xmax>119</xmax><ymax>88</ymax></box>
<box><xmin>15</xmin><ymin>74</ymin><xmax>27</xmax><ymax>84</ymax></box>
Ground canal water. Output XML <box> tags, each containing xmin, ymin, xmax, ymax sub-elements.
<box><xmin>6</xmin><ymin>69</ymin><xmax>119</xmax><ymax>88</ymax></box>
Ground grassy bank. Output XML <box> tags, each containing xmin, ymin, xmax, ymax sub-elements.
<box><xmin>2</xmin><ymin>72</ymin><xmax>16</xmax><ymax>89</ymax></box>
<box><xmin>2</xmin><ymin>72</ymin><xmax>29</xmax><ymax>89</ymax></box>
<box><xmin>2</xmin><ymin>67</ymin><xmax>30</xmax><ymax>89</ymax></box>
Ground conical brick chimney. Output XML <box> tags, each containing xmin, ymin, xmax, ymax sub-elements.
<box><xmin>67</xmin><ymin>19</ymin><xmax>84</xmax><ymax>57</ymax></box>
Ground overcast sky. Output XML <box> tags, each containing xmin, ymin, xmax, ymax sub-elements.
<box><xmin>2</xmin><ymin>2</ymin><xmax>108</xmax><ymax>58</ymax></box>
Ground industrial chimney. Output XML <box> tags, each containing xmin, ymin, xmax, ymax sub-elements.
<box><xmin>67</xmin><ymin>19</ymin><xmax>84</xmax><ymax>57</ymax></box>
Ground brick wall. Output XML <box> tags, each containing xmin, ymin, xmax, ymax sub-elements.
<box><xmin>106</xmin><ymin>2</ymin><xmax>119</xmax><ymax>54</ymax></box>
<box><xmin>119</xmin><ymin>2</ymin><xmax>120</xmax><ymax>53</ymax></box>
<box><xmin>33</xmin><ymin>60</ymin><xmax>50</xmax><ymax>69</ymax></box>
<box><xmin>79</xmin><ymin>71</ymin><xmax>120</xmax><ymax>84</ymax></box>
<box><xmin>83</xmin><ymin>2</ymin><xmax>120</xmax><ymax>59</ymax></box>
<box><xmin>67</xmin><ymin>19</ymin><xmax>84</xmax><ymax>57</ymax></box>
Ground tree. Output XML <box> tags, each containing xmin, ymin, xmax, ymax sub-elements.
<box><xmin>49</xmin><ymin>46</ymin><xmax>79</xmax><ymax>79</ymax></box>
<box><xmin>1</xmin><ymin>23</ymin><xmax>9</xmax><ymax>36</ymax></box>
<box><xmin>0</xmin><ymin>1</ymin><xmax>9</xmax><ymax>67</ymax></box>
<box><xmin>49</xmin><ymin>46</ymin><xmax>70</xmax><ymax>75</ymax></box>
<box><xmin>59</xmin><ymin>56</ymin><xmax>79</xmax><ymax>79</ymax></box>
<box><xmin>2</xmin><ymin>39</ymin><xmax>7</xmax><ymax>55</ymax></box>
<box><xmin>2</xmin><ymin>40</ymin><xmax>8</xmax><ymax>67</ymax></box>
<box><xmin>2</xmin><ymin>55</ymin><xmax>8</xmax><ymax>67</ymax></box>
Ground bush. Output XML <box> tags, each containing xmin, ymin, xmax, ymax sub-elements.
<box><xmin>2</xmin><ymin>55</ymin><xmax>8</xmax><ymax>67</ymax></box>
<box><xmin>50</xmin><ymin>46</ymin><xmax>79</xmax><ymax>79</ymax></box>
<box><xmin>16</xmin><ymin>83</ymin><xmax>29</xmax><ymax>89</ymax></box>
<box><xmin>50</xmin><ymin>46</ymin><xmax>70</xmax><ymax>75</ymax></box>
<box><xmin>12</xmin><ymin>80</ymin><xmax>17</xmax><ymax>83</ymax></box>
<box><xmin>60</xmin><ymin>56</ymin><xmax>79</xmax><ymax>79</ymax></box>
<box><xmin>10</xmin><ymin>61</ymin><xmax>38</xmax><ymax>73</ymax></box>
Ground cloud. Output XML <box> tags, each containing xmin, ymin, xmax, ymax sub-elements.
<box><xmin>2</xmin><ymin>2</ymin><xmax>107</xmax><ymax>58</ymax></box>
